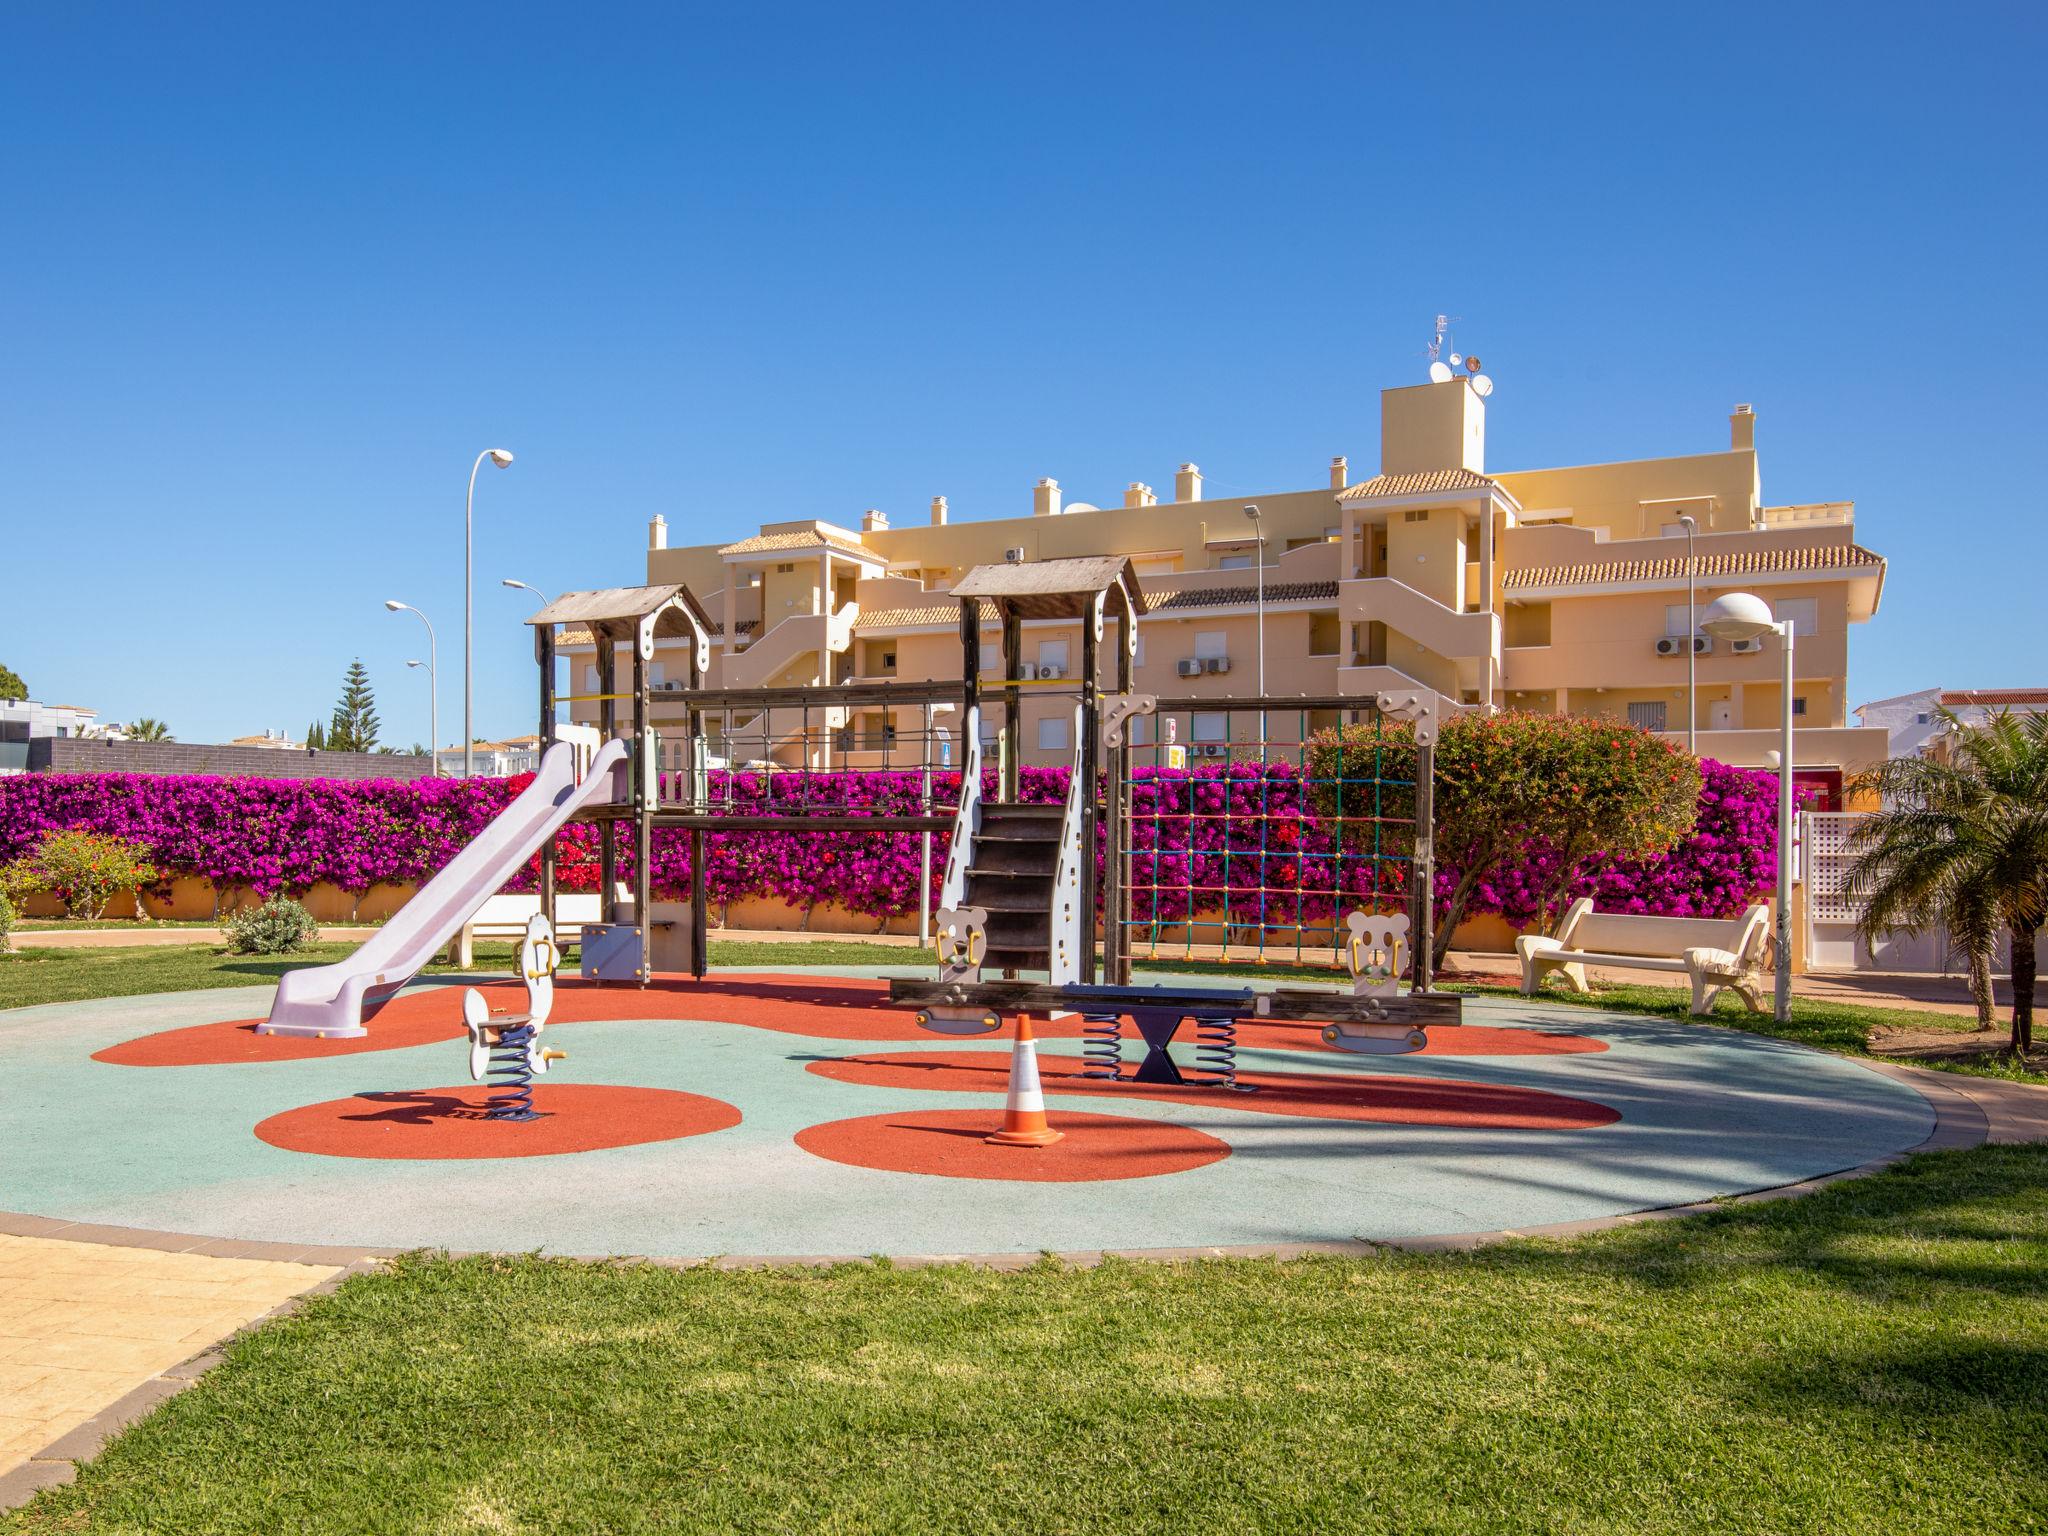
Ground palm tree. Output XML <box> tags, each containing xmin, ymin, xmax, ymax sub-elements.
<box><xmin>126</xmin><ymin>718</ymin><xmax>172</xmax><ymax>742</ymax></box>
<box><xmin>1847</xmin><ymin>708</ymin><xmax>2048</xmax><ymax>1054</ymax></box>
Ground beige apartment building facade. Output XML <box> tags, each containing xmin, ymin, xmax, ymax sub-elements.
<box><xmin>564</xmin><ymin>372</ymin><xmax>1888</xmax><ymax>800</ymax></box>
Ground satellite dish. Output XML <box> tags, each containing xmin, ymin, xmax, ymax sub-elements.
<box><xmin>1428</xmin><ymin>361</ymin><xmax>1454</xmax><ymax>383</ymax></box>
<box><xmin>1471</xmin><ymin>374</ymin><xmax>1494</xmax><ymax>397</ymax></box>
<box><xmin>1464</xmin><ymin>354</ymin><xmax>1483</xmax><ymax>374</ymax></box>
<box><xmin>1447</xmin><ymin>352</ymin><xmax>1462</xmax><ymax>367</ymax></box>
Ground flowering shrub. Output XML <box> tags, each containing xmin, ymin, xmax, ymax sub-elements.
<box><xmin>224</xmin><ymin>894</ymin><xmax>320</xmax><ymax>955</ymax></box>
<box><xmin>0</xmin><ymin>888</ymin><xmax>14</xmax><ymax>952</ymax></box>
<box><xmin>1</xmin><ymin>828</ymin><xmax>161</xmax><ymax>919</ymax></box>
<box><xmin>0</xmin><ymin>752</ymin><xmax>1778</xmax><ymax>931</ymax></box>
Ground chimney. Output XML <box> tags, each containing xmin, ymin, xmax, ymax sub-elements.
<box><xmin>1033</xmin><ymin>477</ymin><xmax>1061</xmax><ymax>517</ymax></box>
<box><xmin>1175</xmin><ymin>463</ymin><xmax>1203</xmax><ymax>502</ymax></box>
<box><xmin>1730</xmin><ymin>404</ymin><xmax>1756</xmax><ymax>451</ymax></box>
<box><xmin>862</xmin><ymin>507</ymin><xmax>889</xmax><ymax>533</ymax></box>
<box><xmin>1124</xmin><ymin>482</ymin><xmax>1157</xmax><ymax>508</ymax></box>
<box><xmin>929</xmin><ymin>495</ymin><xmax>948</xmax><ymax>526</ymax></box>
<box><xmin>648</xmin><ymin>513</ymin><xmax>668</xmax><ymax>551</ymax></box>
<box><xmin>1330</xmin><ymin>455</ymin><xmax>1349</xmax><ymax>490</ymax></box>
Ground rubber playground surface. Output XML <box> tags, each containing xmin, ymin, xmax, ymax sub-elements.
<box><xmin>3</xmin><ymin>967</ymin><xmax>1937</xmax><ymax>1258</ymax></box>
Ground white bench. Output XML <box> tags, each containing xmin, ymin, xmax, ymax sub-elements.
<box><xmin>449</xmin><ymin>893</ymin><xmax>608</xmax><ymax>969</ymax></box>
<box><xmin>1516</xmin><ymin>897</ymin><xmax>1771</xmax><ymax>1016</ymax></box>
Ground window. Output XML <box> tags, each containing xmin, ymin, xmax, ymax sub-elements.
<box><xmin>1216</xmin><ymin>553</ymin><xmax>1253</xmax><ymax>571</ymax></box>
<box><xmin>1792</xmin><ymin>697</ymin><xmax>1808</xmax><ymax>717</ymax></box>
<box><xmin>1127</xmin><ymin>714</ymin><xmax>1151</xmax><ymax>746</ymax></box>
<box><xmin>1775</xmin><ymin>597</ymin><xmax>1819</xmax><ymax>636</ymax></box>
<box><xmin>1037</xmin><ymin>639</ymin><xmax>1070</xmax><ymax>672</ymax></box>
<box><xmin>775</xmin><ymin>562</ymin><xmax>794</xmax><ymax>573</ymax></box>
<box><xmin>1192</xmin><ymin>712</ymin><xmax>1228</xmax><ymax>743</ymax></box>
<box><xmin>1194</xmin><ymin>631</ymin><xmax>1228</xmax><ymax>660</ymax></box>
<box><xmin>1404</xmin><ymin>509</ymin><xmax>1429</xmax><ymax>523</ymax></box>
<box><xmin>585</xmin><ymin>665</ymin><xmax>600</xmax><ymax>690</ymax></box>
<box><xmin>649</xmin><ymin>662</ymin><xmax>667</xmax><ymax>686</ymax></box>
<box><xmin>1132</xmin><ymin>633</ymin><xmax>1146</xmax><ymax>667</ymax></box>
<box><xmin>1627</xmin><ymin>701</ymin><xmax>1668</xmax><ymax>732</ymax></box>
<box><xmin>1665</xmin><ymin>605</ymin><xmax>1699</xmax><ymax>638</ymax></box>
<box><xmin>1037</xmin><ymin>716</ymin><xmax>1069</xmax><ymax>750</ymax></box>
<box><xmin>979</xmin><ymin>715</ymin><xmax>999</xmax><ymax>744</ymax></box>
<box><xmin>978</xmin><ymin>641</ymin><xmax>998</xmax><ymax>675</ymax></box>
<box><xmin>1915</xmin><ymin>712</ymin><xmax>1931</xmax><ymax>725</ymax></box>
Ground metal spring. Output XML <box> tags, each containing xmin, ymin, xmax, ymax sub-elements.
<box><xmin>486</xmin><ymin>1022</ymin><xmax>539</xmax><ymax>1121</ymax></box>
<box><xmin>1192</xmin><ymin>1014</ymin><xmax>1257</xmax><ymax>1093</ymax></box>
<box><xmin>1079</xmin><ymin>1012</ymin><xmax>1124</xmax><ymax>1080</ymax></box>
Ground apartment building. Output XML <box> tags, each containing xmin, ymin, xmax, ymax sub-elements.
<box><xmin>566</xmin><ymin>368</ymin><xmax>1889</xmax><ymax>799</ymax></box>
<box><xmin>1857</xmin><ymin>687</ymin><xmax>2048</xmax><ymax>761</ymax></box>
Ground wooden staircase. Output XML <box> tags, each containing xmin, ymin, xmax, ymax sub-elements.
<box><xmin>962</xmin><ymin>803</ymin><xmax>1066</xmax><ymax>973</ymax></box>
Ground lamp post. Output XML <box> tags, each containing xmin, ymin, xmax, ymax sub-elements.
<box><xmin>465</xmin><ymin>449</ymin><xmax>516</xmax><ymax>778</ymax></box>
<box><xmin>384</xmin><ymin>601</ymin><xmax>439</xmax><ymax>777</ymax></box>
<box><xmin>1677</xmin><ymin>513</ymin><xmax>1698</xmax><ymax>753</ymax></box>
<box><xmin>1701</xmin><ymin>591</ymin><xmax>1794</xmax><ymax>1022</ymax></box>
<box><xmin>1243</xmin><ymin>505</ymin><xmax>1266</xmax><ymax>743</ymax></box>
<box><xmin>501</xmin><ymin>578</ymin><xmax>551</xmax><ymax>608</ymax></box>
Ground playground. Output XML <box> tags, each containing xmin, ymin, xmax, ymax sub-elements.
<box><xmin>3</xmin><ymin>963</ymin><xmax>1944</xmax><ymax>1260</ymax></box>
<box><xmin>0</xmin><ymin>566</ymin><xmax>1964</xmax><ymax>1259</ymax></box>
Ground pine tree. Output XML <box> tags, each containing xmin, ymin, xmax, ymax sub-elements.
<box><xmin>326</xmin><ymin>660</ymin><xmax>381</xmax><ymax>753</ymax></box>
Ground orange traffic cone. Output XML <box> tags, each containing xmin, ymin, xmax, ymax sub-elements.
<box><xmin>986</xmin><ymin>1014</ymin><xmax>1064</xmax><ymax>1148</ymax></box>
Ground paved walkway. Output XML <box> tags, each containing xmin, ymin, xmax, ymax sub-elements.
<box><xmin>0</xmin><ymin>1235</ymin><xmax>339</xmax><ymax>1502</ymax></box>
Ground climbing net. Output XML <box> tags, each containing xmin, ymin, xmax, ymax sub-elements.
<box><xmin>1112</xmin><ymin>698</ymin><xmax>1421</xmax><ymax>970</ymax></box>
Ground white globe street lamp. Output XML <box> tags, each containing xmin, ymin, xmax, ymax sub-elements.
<box><xmin>1701</xmin><ymin>590</ymin><xmax>1795</xmax><ymax>1022</ymax></box>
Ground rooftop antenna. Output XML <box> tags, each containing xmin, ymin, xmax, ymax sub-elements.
<box><xmin>1427</xmin><ymin>314</ymin><xmax>1458</xmax><ymax>383</ymax></box>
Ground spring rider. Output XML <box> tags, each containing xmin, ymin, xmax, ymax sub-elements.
<box><xmin>461</xmin><ymin>913</ymin><xmax>567</xmax><ymax>1121</ymax></box>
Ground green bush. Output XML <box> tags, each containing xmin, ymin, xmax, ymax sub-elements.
<box><xmin>1</xmin><ymin>828</ymin><xmax>160</xmax><ymax>920</ymax></box>
<box><xmin>223</xmin><ymin>895</ymin><xmax>319</xmax><ymax>955</ymax></box>
<box><xmin>0</xmin><ymin>888</ymin><xmax>15</xmax><ymax>952</ymax></box>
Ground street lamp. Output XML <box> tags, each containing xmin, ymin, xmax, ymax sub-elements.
<box><xmin>1677</xmin><ymin>514</ymin><xmax>1698</xmax><ymax>753</ymax></box>
<box><xmin>384</xmin><ymin>600</ymin><xmax>439</xmax><ymax>777</ymax></box>
<box><xmin>465</xmin><ymin>448</ymin><xmax>516</xmax><ymax>778</ymax></box>
<box><xmin>1701</xmin><ymin>590</ymin><xmax>1794</xmax><ymax>1022</ymax></box>
<box><xmin>501</xmin><ymin>578</ymin><xmax>551</xmax><ymax>608</ymax></box>
<box><xmin>1243</xmin><ymin>506</ymin><xmax>1266</xmax><ymax>741</ymax></box>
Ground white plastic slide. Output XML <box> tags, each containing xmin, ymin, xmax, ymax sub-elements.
<box><xmin>259</xmin><ymin>738</ymin><xmax>630</xmax><ymax>1038</ymax></box>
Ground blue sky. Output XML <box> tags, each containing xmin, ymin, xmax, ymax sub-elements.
<box><xmin>3</xmin><ymin>3</ymin><xmax>2041</xmax><ymax>747</ymax></box>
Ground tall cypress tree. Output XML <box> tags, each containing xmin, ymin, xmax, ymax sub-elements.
<box><xmin>327</xmin><ymin>660</ymin><xmax>381</xmax><ymax>753</ymax></box>
<box><xmin>306</xmin><ymin>720</ymin><xmax>326</xmax><ymax>751</ymax></box>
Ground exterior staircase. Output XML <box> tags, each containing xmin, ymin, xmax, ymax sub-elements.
<box><xmin>961</xmin><ymin>802</ymin><xmax>1066</xmax><ymax>971</ymax></box>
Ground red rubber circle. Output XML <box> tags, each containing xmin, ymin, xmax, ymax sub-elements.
<box><xmin>253</xmin><ymin>1084</ymin><xmax>741</xmax><ymax>1160</ymax></box>
<box><xmin>794</xmin><ymin>1108</ymin><xmax>1230</xmax><ymax>1182</ymax></box>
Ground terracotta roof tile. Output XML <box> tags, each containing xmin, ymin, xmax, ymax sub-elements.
<box><xmin>1336</xmin><ymin>467</ymin><xmax>1499</xmax><ymax>500</ymax></box>
<box><xmin>718</xmin><ymin>529</ymin><xmax>874</xmax><ymax>559</ymax></box>
<box><xmin>1503</xmin><ymin>543</ymin><xmax>1885</xmax><ymax>591</ymax></box>
<box><xmin>1939</xmin><ymin>689</ymin><xmax>2048</xmax><ymax>707</ymax></box>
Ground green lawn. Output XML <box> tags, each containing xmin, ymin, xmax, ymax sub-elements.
<box><xmin>8</xmin><ymin>1144</ymin><xmax>2044</xmax><ymax>1534</ymax></box>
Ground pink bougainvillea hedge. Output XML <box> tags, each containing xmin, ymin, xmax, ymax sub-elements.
<box><xmin>0</xmin><ymin>759</ymin><xmax>1781</xmax><ymax>929</ymax></box>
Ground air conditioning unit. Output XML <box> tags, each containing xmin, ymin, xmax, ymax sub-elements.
<box><xmin>1202</xmin><ymin>656</ymin><xmax>1232</xmax><ymax>674</ymax></box>
<box><xmin>1655</xmin><ymin>636</ymin><xmax>1685</xmax><ymax>657</ymax></box>
<box><xmin>1003</xmin><ymin>546</ymin><xmax>1027</xmax><ymax>563</ymax></box>
<box><xmin>1730</xmin><ymin>637</ymin><xmax>1765</xmax><ymax>654</ymax></box>
<box><xmin>1016</xmin><ymin>662</ymin><xmax>1039</xmax><ymax>681</ymax></box>
<box><xmin>1692</xmin><ymin>636</ymin><xmax>1714</xmax><ymax>655</ymax></box>
<box><xmin>1037</xmin><ymin>663</ymin><xmax>1065</xmax><ymax>680</ymax></box>
<box><xmin>1196</xmin><ymin>742</ymin><xmax>1228</xmax><ymax>757</ymax></box>
<box><xmin>1176</xmin><ymin>658</ymin><xmax>1204</xmax><ymax>678</ymax></box>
